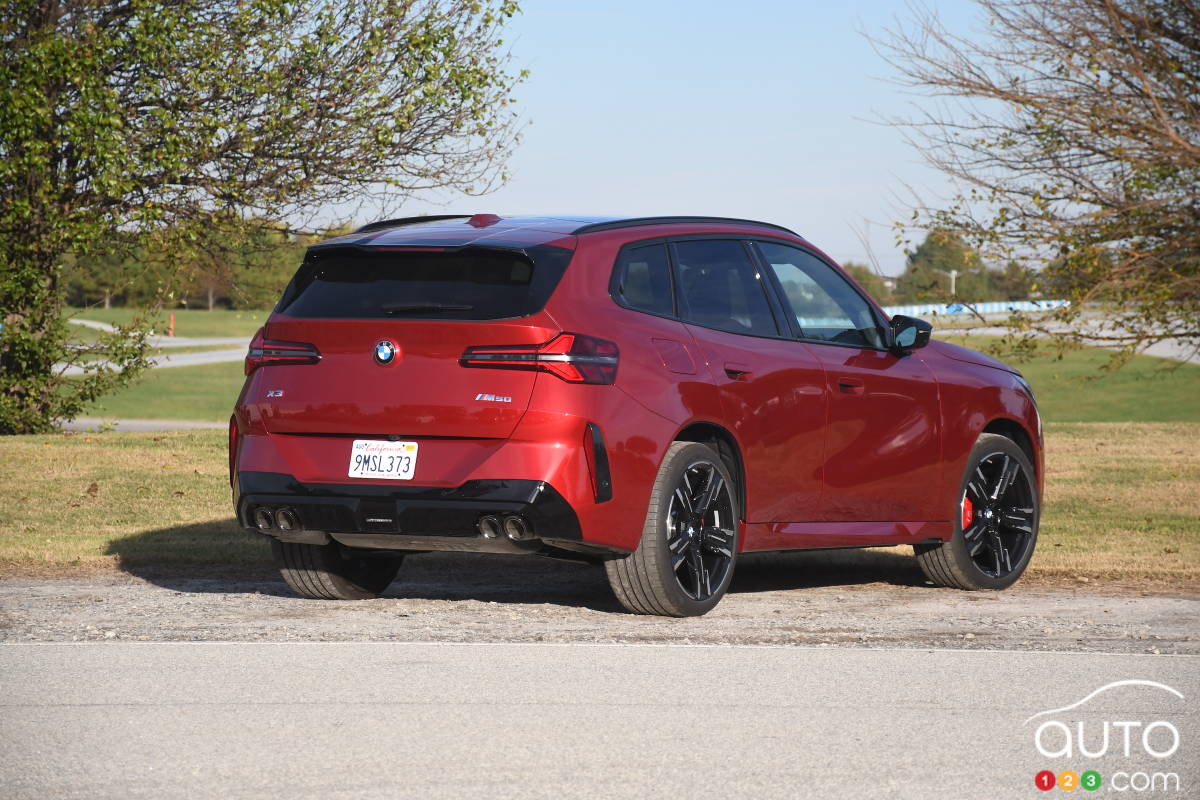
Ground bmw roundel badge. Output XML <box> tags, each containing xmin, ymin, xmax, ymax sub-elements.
<box><xmin>373</xmin><ymin>340</ymin><xmax>397</xmax><ymax>365</ymax></box>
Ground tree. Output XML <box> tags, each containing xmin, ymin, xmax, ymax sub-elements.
<box><xmin>1</xmin><ymin>0</ymin><xmax>525</xmax><ymax>433</ymax></box>
<box><xmin>875</xmin><ymin>0</ymin><xmax>1199</xmax><ymax>363</ymax></box>
<box><xmin>894</xmin><ymin>230</ymin><xmax>992</xmax><ymax>303</ymax></box>
<box><xmin>841</xmin><ymin>261</ymin><xmax>894</xmax><ymax>305</ymax></box>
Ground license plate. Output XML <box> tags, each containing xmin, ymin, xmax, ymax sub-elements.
<box><xmin>347</xmin><ymin>439</ymin><xmax>418</xmax><ymax>480</ymax></box>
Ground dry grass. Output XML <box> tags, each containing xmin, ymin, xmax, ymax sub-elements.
<box><xmin>0</xmin><ymin>430</ymin><xmax>264</xmax><ymax>574</ymax></box>
<box><xmin>1031</xmin><ymin>422</ymin><xmax>1199</xmax><ymax>583</ymax></box>
<box><xmin>0</xmin><ymin>425</ymin><xmax>1196</xmax><ymax>588</ymax></box>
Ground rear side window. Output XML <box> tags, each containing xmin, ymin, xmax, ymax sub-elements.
<box><xmin>613</xmin><ymin>244</ymin><xmax>674</xmax><ymax>316</ymax></box>
<box><xmin>673</xmin><ymin>240</ymin><xmax>777</xmax><ymax>336</ymax></box>
<box><xmin>275</xmin><ymin>245</ymin><xmax>572</xmax><ymax>320</ymax></box>
<box><xmin>755</xmin><ymin>242</ymin><xmax>884</xmax><ymax>348</ymax></box>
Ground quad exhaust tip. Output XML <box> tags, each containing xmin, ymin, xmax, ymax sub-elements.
<box><xmin>276</xmin><ymin>508</ymin><xmax>300</xmax><ymax>532</ymax></box>
<box><xmin>477</xmin><ymin>514</ymin><xmax>532</xmax><ymax>541</ymax></box>
<box><xmin>477</xmin><ymin>515</ymin><xmax>501</xmax><ymax>539</ymax></box>
<box><xmin>502</xmin><ymin>515</ymin><xmax>531</xmax><ymax>541</ymax></box>
<box><xmin>253</xmin><ymin>506</ymin><xmax>302</xmax><ymax>532</ymax></box>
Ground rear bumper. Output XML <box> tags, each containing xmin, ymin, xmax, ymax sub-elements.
<box><xmin>236</xmin><ymin>471</ymin><xmax>619</xmax><ymax>558</ymax></box>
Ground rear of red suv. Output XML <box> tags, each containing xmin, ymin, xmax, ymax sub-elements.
<box><xmin>232</xmin><ymin>214</ymin><xmax>656</xmax><ymax>602</ymax></box>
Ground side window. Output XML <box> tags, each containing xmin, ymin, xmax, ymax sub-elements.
<box><xmin>673</xmin><ymin>240</ymin><xmax>777</xmax><ymax>336</ymax></box>
<box><xmin>755</xmin><ymin>242</ymin><xmax>884</xmax><ymax>348</ymax></box>
<box><xmin>614</xmin><ymin>244</ymin><xmax>674</xmax><ymax>317</ymax></box>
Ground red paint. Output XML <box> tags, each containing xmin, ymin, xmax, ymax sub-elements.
<box><xmin>232</xmin><ymin>216</ymin><xmax>1043</xmax><ymax>555</ymax></box>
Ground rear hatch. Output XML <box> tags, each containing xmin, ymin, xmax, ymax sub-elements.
<box><xmin>253</xmin><ymin>244</ymin><xmax>572</xmax><ymax>439</ymax></box>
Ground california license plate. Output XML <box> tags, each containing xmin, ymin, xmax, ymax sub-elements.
<box><xmin>348</xmin><ymin>439</ymin><xmax>418</xmax><ymax>480</ymax></box>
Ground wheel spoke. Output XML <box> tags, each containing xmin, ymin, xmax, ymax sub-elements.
<box><xmin>1000</xmin><ymin>506</ymin><xmax>1035</xmax><ymax>533</ymax></box>
<box><xmin>966</xmin><ymin>468</ymin><xmax>989</xmax><ymax>504</ymax></box>
<box><xmin>673</xmin><ymin>486</ymin><xmax>694</xmax><ymax>516</ymax></box>
<box><xmin>963</xmin><ymin>521</ymin><xmax>989</xmax><ymax>556</ymax></box>
<box><xmin>990</xmin><ymin>532</ymin><xmax>1012</xmax><ymax>574</ymax></box>
<box><xmin>689</xmin><ymin>547</ymin><xmax>710</xmax><ymax>598</ymax></box>
<box><xmin>669</xmin><ymin>533</ymin><xmax>693</xmax><ymax>571</ymax></box>
<box><xmin>702</xmin><ymin>526</ymin><xmax>734</xmax><ymax>557</ymax></box>
<box><xmin>991</xmin><ymin>456</ymin><xmax>1019</xmax><ymax>501</ymax></box>
<box><xmin>694</xmin><ymin>472</ymin><xmax>725</xmax><ymax>517</ymax></box>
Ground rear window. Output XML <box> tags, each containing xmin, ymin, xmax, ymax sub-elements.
<box><xmin>275</xmin><ymin>245</ymin><xmax>573</xmax><ymax>320</ymax></box>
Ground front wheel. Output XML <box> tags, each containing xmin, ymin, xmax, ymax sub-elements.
<box><xmin>915</xmin><ymin>433</ymin><xmax>1039</xmax><ymax>590</ymax></box>
<box><xmin>272</xmin><ymin>540</ymin><xmax>403</xmax><ymax>600</ymax></box>
<box><xmin>605</xmin><ymin>442</ymin><xmax>739</xmax><ymax>616</ymax></box>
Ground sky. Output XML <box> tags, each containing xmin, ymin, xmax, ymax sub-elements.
<box><xmin>366</xmin><ymin>0</ymin><xmax>983</xmax><ymax>276</ymax></box>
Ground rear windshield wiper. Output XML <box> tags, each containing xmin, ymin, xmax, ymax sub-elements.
<box><xmin>382</xmin><ymin>302</ymin><xmax>475</xmax><ymax>314</ymax></box>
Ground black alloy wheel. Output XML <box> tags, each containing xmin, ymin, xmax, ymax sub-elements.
<box><xmin>961</xmin><ymin>450</ymin><xmax>1037</xmax><ymax>578</ymax></box>
<box><xmin>665</xmin><ymin>459</ymin><xmax>737</xmax><ymax>601</ymax></box>
<box><xmin>605</xmin><ymin>441</ymin><xmax>740</xmax><ymax>616</ymax></box>
<box><xmin>915</xmin><ymin>433</ymin><xmax>1040</xmax><ymax>590</ymax></box>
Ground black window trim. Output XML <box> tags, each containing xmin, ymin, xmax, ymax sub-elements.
<box><xmin>746</xmin><ymin>237</ymin><xmax>895</xmax><ymax>353</ymax></box>
<box><xmin>608</xmin><ymin>234</ymin><xmax>802</xmax><ymax>342</ymax></box>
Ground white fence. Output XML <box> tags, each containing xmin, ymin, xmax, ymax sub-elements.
<box><xmin>881</xmin><ymin>299</ymin><xmax>1070</xmax><ymax>318</ymax></box>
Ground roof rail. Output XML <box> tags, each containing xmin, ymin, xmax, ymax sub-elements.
<box><xmin>571</xmin><ymin>216</ymin><xmax>797</xmax><ymax>236</ymax></box>
<box><xmin>354</xmin><ymin>215</ymin><xmax>470</xmax><ymax>234</ymax></box>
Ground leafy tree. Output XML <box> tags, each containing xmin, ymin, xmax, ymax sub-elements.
<box><xmin>875</xmin><ymin>0</ymin><xmax>1199</xmax><ymax>364</ymax></box>
<box><xmin>841</xmin><ymin>261</ymin><xmax>894</xmax><ymax>305</ymax></box>
<box><xmin>1</xmin><ymin>0</ymin><xmax>524</xmax><ymax>433</ymax></box>
<box><xmin>894</xmin><ymin>230</ymin><xmax>992</xmax><ymax>303</ymax></box>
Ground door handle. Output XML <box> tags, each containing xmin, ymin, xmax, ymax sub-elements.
<box><xmin>837</xmin><ymin>377</ymin><xmax>865</xmax><ymax>396</ymax></box>
<box><xmin>724</xmin><ymin>363</ymin><xmax>754</xmax><ymax>381</ymax></box>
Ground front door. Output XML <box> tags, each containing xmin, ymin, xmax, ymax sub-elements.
<box><xmin>752</xmin><ymin>241</ymin><xmax>942</xmax><ymax>522</ymax></box>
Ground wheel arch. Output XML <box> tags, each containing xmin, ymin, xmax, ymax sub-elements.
<box><xmin>672</xmin><ymin>422</ymin><xmax>746</xmax><ymax>521</ymax></box>
<box><xmin>981</xmin><ymin>417</ymin><xmax>1037</xmax><ymax>480</ymax></box>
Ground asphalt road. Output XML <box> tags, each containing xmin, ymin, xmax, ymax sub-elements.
<box><xmin>1</xmin><ymin>642</ymin><xmax>1195</xmax><ymax>799</ymax></box>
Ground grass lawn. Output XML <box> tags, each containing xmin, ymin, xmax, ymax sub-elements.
<box><xmin>85</xmin><ymin>361</ymin><xmax>245</xmax><ymax>421</ymax></box>
<box><xmin>0</xmin><ymin>424</ymin><xmax>1196</xmax><ymax>587</ymax></box>
<box><xmin>69</xmin><ymin>307</ymin><xmax>267</xmax><ymax>339</ymax></box>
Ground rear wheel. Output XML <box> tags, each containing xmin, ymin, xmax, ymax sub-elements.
<box><xmin>915</xmin><ymin>433</ymin><xmax>1039</xmax><ymax>590</ymax></box>
<box><xmin>272</xmin><ymin>540</ymin><xmax>403</xmax><ymax>600</ymax></box>
<box><xmin>605</xmin><ymin>442</ymin><xmax>739</xmax><ymax>616</ymax></box>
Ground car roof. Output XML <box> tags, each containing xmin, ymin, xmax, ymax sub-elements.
<box><xmin>310</xmin><ymin>214</ymin><xmax>799</xmax><ymax>251</ymax></box>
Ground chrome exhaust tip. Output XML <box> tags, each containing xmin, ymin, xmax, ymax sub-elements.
<box><xmin>477</xmin><ymin>515</ymin><xmax>501</xmax><ymax>539</ymax></box>
<box><xmin>276</xmin><ymin>508</ymin><xmax>300</xmax><ymax>532</ymax></box>
<box><xmin>503</xmin><ymin>515</ymin><xmax>531</xmax><ymax>541</ymax></box>
<box><xmin>253</xmin><ymin>507</ymin><xmax>275</xmax><ymax>531</ymax></box>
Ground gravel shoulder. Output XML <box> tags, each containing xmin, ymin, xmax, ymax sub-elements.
<box><xmin>2</xmin><ymin>551</ymin><xmax>1195</xmax><ymax>652</ymax></box>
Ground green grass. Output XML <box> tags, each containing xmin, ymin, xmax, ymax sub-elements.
<box><xmin>85</xmin><ymin>361</ymin><xmax>244</xmax><ymax>421</ymax></box>
<box><xmin>69</xmin><ymin>307</ymin><xmax>267</xmax><ymax>339</ymax></box>
<box><xmin>937</xmin><ymin>335</ymin><xmax>1200</xmax><ymax>423</ymax></box>
<box><xmin>1</xmin><ymin>425</ymin><xmax>1195</xmax><ymax>586</ymax></box>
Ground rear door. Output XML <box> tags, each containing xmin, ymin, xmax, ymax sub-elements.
<box><xmin>752</xmin><ymin>241</ymin><xmax>942</xmax><ymax>522</ymax></box>
<box><xmin>671</xmin><ymin>238</ymin><xmax>828</xmax><ymax>522</ymax></box>
<box><xmin>251</xmin><ymin>244</ymin><xmax>571</xmax><ymax>439</ymax></box>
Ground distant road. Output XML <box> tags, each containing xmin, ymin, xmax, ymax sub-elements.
<box><xmin>1</xmin><ymin>642</ymin><xmax>1195</xmax><ymax>800</ymax></box>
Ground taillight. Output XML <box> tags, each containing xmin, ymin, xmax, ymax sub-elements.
<box><xmin>244</xmin><ymin>327</ymin><xmax>321</xmax><ymax>375</ymax></box>
<box><xmin>460</xmin><ymin>333</ymin><xmax>619</xmax><ymax>384</ymax></box>
<box><xmin>228</xmin><ymin>415</ymin><xmax>239</xmax><ymax>487</ymax></box>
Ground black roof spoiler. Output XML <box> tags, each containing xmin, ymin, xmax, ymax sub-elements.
<box><xmin>354</xmin><ymin>215</ymin><xmax>470</xmax><ymax>234</ymax></box>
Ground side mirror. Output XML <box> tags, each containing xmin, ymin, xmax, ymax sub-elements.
<box><xmin>890</xmin><ymin>315</ymin><xmax>932</xmax><ymax>354</ymax></box>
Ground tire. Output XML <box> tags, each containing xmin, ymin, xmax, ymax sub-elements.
<box><xmin>605</xmin><ymin>442</ymin><xmax>739</xmax><ymax>616</ymax></box>
<box><xmin>915</xmin><ymin>433</ymin><xmax>1039</xmax><ymax>590</ymax></box>
<box><xmin>271</xmin><ymin>540</ymin><xmax>403</xmax><ymax>600</ymax></box>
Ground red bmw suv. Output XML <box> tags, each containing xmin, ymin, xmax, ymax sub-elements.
<box><xmin>231</xmin><ymin>214</ymin><xmax>1042</xmax><ymax>616</ymax></box>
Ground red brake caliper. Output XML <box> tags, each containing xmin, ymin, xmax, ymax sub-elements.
<box><xmin>961</xmin><ymin>495</ymin><xmax>974</xmax><ymax>530</ymax></box>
